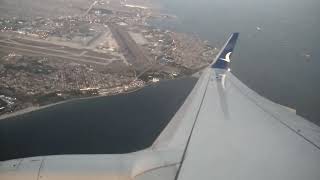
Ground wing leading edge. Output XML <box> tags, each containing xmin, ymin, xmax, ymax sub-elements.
<box><xmin>175</xmin><ymin>33</ymin><xmax>320</xmax><ymax>180</ymax></box>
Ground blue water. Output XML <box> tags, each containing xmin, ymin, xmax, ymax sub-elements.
<box><xmin>0</xmin><ymin>78</ymin><xmax>197</xmax><ymax>161</ymax></box>
<box><xmin>1</xmin><ymin>0</ymin><xmax>319</xmax><ymax>161</ymax></box>
<box><xmin>155</xmin><ymin>0</ymin><xmax>320</xmax><ymax>124</ymax></box>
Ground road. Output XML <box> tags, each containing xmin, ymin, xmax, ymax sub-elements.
<box><xmin>83</xmin><ymin>0</ymin><xmax>98</xmax><ymax>16</ymax></box>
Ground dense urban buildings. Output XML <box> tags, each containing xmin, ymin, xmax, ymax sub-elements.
<box><xmin>0</xmin><ymin>0</ymin><xmax>218</xmax><ymax>116</ymax></box>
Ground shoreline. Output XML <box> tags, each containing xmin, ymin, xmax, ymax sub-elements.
<box><xmin>0</xmin><ymin>0</ymin><xmax>206</xmax><ymax>121</ymax></box>
<box><xmin>0</xmin><ymin>85</ymin><xmax>145</xmax><ymax>121</ymax></box>
<box><xmin>0</xmin><ymin>75</ymin><xmax>195</xmax><ymax>121</ymax></box>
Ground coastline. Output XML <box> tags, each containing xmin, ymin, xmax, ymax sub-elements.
<box><xmin>0</xmin><ymin>76</ymin><xmax>198</xmax><ymax>161</ymax></box>
<box><xmin>0</xmin><ymin>85</ymin><xmax>145</xmax><ymax>121</ymax></box>
<box><xmin>0</xmin><ymin>75</ymin><xmax>194</xmax><ymax>121</ymax></box>
<box><xmin>0</xmin><ymin>0</ymin><xmax>207</xmax><ymax>121</ymax></box>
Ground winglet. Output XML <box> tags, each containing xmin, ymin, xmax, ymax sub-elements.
<box><xmin>212</xmin><ymin>33</ymin><xmax>239</xmax><ymax>69</ymax></box>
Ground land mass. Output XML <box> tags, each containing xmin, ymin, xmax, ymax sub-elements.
<box><xmin>0</xmin><ymin>0</ymin><xmax>218</xmax><ymax>117</ymax></box>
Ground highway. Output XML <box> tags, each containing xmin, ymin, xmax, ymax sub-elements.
<box><xmin>83</xmin><ymin>0</ymin><xmax>98</xmax><ymax>16</ymax></box>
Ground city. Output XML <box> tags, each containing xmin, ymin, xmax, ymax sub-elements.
<box><xmin>0</xmin><ymin>0</ymin><xmax>218</xmax><ymax>116</ymax></box>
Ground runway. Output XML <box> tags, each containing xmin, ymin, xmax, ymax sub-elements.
<box><xmin>0</xmin><ymin>35</ymin><xmax>120</xmax><ymax>67</ymax></box>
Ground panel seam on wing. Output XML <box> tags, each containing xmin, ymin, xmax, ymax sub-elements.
<box><xmin>228</xmin><ymin>75</ymin><xmax>320</xmax><ymax>151</ymax></box>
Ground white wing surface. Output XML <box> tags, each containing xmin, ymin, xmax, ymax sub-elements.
<box><xmin>1</xmin><ymin>33</ymin><xmax>320</xmax><ymax>180</ymax></box>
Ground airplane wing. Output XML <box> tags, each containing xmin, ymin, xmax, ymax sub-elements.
<box><xmin>1</xmin><ymin>33</ymin><xmax>320</xmax><ymax>180</ymax></box>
